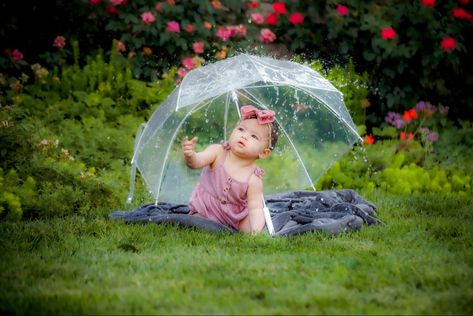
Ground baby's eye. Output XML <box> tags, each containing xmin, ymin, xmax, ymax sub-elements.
<box><xmin>251</xmin><ymin>134</ymin><xmax>259</xmax><ymax>140</ymax></box>
<box><xmin>237</xmin><ymin>127</ymin><xmax>244</xmax><ymax>132</ymax></box>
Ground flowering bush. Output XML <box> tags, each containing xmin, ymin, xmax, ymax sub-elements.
<box><xmin>1</xmin><ymin>0</ymin><xmax>472</xmax><ymax>120</ymax></box>
<box><xmin>382</xmin><ymin>101</ymin><xmax>449</xmax><ymax>149</ymax></box>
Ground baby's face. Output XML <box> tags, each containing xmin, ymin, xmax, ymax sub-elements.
<box><xmin>229</xmin><ymin>119</ymin><xmax>270</xmax><ymax>159</ymax></box>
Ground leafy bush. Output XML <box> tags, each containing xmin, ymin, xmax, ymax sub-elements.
<box><xmin>0</xmin><ymin>44</ymin><xmax>176</xmax><ymax>219</ymax></box>
<box><xmin>2</xmin><ymin>0</ymin><xmax>471</xmax><ymax>122</ymax></box>
<box><xmin>316</xmin><ymin>107</ymin><xmax>473</xmax><ymax>195</ymax></box>
<box><xmin>309</xmin><ymin>58</ymin><xmax>370</xmax><ymax>126</ymax></box>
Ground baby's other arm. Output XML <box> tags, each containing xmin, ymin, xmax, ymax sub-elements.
<box><xmin>181</xmin><ymin>136</ymin><xmax>221</xmax><ymax>169</ymax></box>
<box><xmin>241</xmin><ymin>175</ymin><xmax>266</xmax><ymax>233</ymax></box>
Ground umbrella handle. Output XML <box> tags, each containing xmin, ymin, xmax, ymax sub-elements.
<box><xmin>262</xmin><ymin>196</ymin><xmax>275</xmax><ymax>236</ymax></box>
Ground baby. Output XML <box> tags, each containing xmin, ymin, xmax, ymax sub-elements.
<box><xmin>181</xmin><ymin>105</ymin><xmax>279</xmax><ymax>233</ymax></box>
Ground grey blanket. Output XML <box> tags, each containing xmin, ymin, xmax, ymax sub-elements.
<box><xmin>109</xmin><ymin>189</ymin><xmax>384</xmax><ymax>236</ymax></box>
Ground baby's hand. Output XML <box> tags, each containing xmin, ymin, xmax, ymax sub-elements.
<box><xmin>182</xmin><ymin>136</ymin><xmax>198</xmax><ymax>159</ymax></box>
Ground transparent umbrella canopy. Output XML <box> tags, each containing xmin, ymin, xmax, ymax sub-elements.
<box><xmin>127</xmin><ymin>53</ymin><xmax>362</xmax><ymax>204</ymax></box>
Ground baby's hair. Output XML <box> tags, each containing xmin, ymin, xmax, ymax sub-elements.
<box><xmin>241</xmin><ymin>114</ymin><xmax>279</xmax><ymax>150</ymax></box>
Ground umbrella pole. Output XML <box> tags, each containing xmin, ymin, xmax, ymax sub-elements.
<box><xmin>126</xmin><ymin>123</ymin><xmax>146</xmax><ymax>204</ymax></box>
<box><xmin>262</xmin><ymin>197</ymin><xmax>275</xmax><ymax>235</ymax></box>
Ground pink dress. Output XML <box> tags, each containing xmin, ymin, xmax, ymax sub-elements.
<box><xmin>188</xmin><ymin>143</ymin><xmax>264</xmax><ymax>229</ymax></box>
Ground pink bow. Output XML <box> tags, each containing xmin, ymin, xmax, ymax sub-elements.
<box><xmin>240</xmin><ymin>105</ymin><xmax>275</xmax><ymax>124</ymax></box>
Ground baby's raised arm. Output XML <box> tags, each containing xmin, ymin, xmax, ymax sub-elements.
<box><xmin>181</xmin><ymin>136</ymin><xmax>220</xmax><ymax>169</ymax></box>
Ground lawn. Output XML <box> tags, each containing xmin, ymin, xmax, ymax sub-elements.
<box><xmin>1</xmin><ymin>190</ymin><xmax>472</xmax><ymax>315</ymax></box>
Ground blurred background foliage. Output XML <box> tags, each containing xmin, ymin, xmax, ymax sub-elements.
<box><xmin>1</xmin><ymin>0</ymin><xmax>472</xmax><ymax>219</ymax></box>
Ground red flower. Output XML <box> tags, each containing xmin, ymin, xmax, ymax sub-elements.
<box><xmin>452</xmin><ymin>8</ymin><xmax>473</xmax><ymax>21</ymax></box>
<box><xmin>402</xmin><ymin>109</ymin><xmax>418</xmax><ymax>122</ymax></box>
<box><xmin>289</xmin><ymin>12</ymin><xmax>304</xmax><ymax>25</ymax></box>
<box><xmin>440</xmin><ymin>37</ymin><xmax>456</xmax><ymax>52</ymax></box>
<box><xmin>184</xmin><ymin>24</ymin><xmax>195</xmax><ymax>33</ymax></box>
<box><xmin>421</xmin><ymin>0</ymin><xmax>436</xmax><ymax>7</ymax></box>
<box><xmin>337</xmin><ymin>4</ymin><xmax>349</xmax><ymax>16</ymax></box>
<box><xmin>273</xmin><ymin>2</ymin><xmax>287</xmax><ymax>14</ymax></box>
<box><xmin>363</xmin><ymin>135</ymin><xmax>375</xmax><ymax>145</ymax></box>
<box><xmin>400</xmin><ymin>132</ymin><xmax>415</xmax><ymax>140</ymax></box>
<box><xmin>381</xmin><ymin>27</ymin><xmax>397</xmax><ymax>40</ymax></box>
<box><xmin>88</xmin><ymin>0</ymin><xmax>101</xmax><ymax>4</ymax></box>
<box><xmin>105</xmin><ymin>6</ymin><xmax>117</xmax><ymax>14</ymax></box>
<box><xmin>266</xmin><ymin>13</ymin><xmax>279</xmax><ymax>25</ymax></box>
<box><xmin>248</xmin><ymin>1</ymin><xmax>259</xmax><ymax>9</ymax></box>
<box><xmin>11</xmin><ymin>49</ymin><xmax>24</xmax><ymax>61</ymax></box>
<box><xmin>458</xmin><ymin>0</ymin><xmax>469</xmax><ymax>5</ymax></box>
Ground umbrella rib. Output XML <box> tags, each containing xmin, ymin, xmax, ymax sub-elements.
<box><xmin>245</xmin><ymin>83</ymin><xmax>338</xmax><ymax>92</ymax></box>
<box><xmin>239</xmin><ymin>88</ymin><xmax>316</xmax><ymax>191</ymax></box>
<box><xmin>154</xmin><ymin>96</ymin><xmax>219</xmax><ymax>203</ymax></box>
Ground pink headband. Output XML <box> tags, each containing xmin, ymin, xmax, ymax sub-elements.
<box><xmin>240</xmin><ymin>105</ymin><xmax>276</xmax><ymax>149</ymax></box>
<box><xmin>240</xmin><ymin>105</ymin><xmax>275</xmax><ymax>124</ymax></box>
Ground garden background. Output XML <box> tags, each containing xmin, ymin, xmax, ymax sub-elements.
<box><xmin>1</xmin><ymin>0</ymin><xmax>472</xmax><ymax>314</ymax></box>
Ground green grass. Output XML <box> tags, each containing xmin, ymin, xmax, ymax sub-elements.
<box><xmin>1</xmin><ymin>191</ymin><xmax>472</xmax><ymax>315</ymax></box>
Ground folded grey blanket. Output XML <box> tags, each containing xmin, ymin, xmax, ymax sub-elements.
<box><xmin>109</xmin><ymin>189</ymin><xmax>384</xmax><ymax>236</ymax></box>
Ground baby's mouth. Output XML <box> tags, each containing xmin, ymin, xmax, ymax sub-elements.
<box><xmin>237</xmin><ymin>140</ymin><xmax>246</xmax><ymax>147</ymax></box>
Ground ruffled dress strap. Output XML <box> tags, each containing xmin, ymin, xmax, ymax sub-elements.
<box><xmin>221</xmin><ymin>141</ymin><xmax>231</xmax><ymax>150</ymax></box>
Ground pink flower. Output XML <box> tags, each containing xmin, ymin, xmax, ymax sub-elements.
<box><xmin>235</xmin><ymin>24</ymin><xmax>247</xmax><ymax>37</ymax></box>
<box><xmin>11</xmin><ymin>49</ymin><xmax>24</xmax><ymax>61</ymax></box>
<box><xmin>216</xmin><ymin>26</ymin><xmax>231</xmax><ymax>41</ymax></box>
<box><xmin>440</xmin><ymin>37</ymin><xmax>456</xmax><ymax>52</ymax></box>
<box><xmin>110</xmin><ymin>0</ymin><xmax>126</xmax><ymax>5</ymax></box>
<box><xmin>266</xmin><ymin>13</ymin><xmax>279</xmax><ymax>25</ymax></box>
<box><xmin>141</xmin><ymin>12</ymin><xmax>155</xmax><ymax>24</ymax></box>
<box><xmin>272</xmin><ymin>2</ymin><xmax>287</xmax><ymax>14</ymax></box>
<box><xmin>116</xmin><ymin>41</ymin><xmax>126</xmax><ymax>52</ymax></box>
<box><xmin>177</xmin><ymin>67</ymin><xmax>188</xmax><ymax>78</ymax></box>
<box><xmin>251</xmin><ymin>13</ymin><xmax>264</xmax><ymax>24</ymax></box>
<box><xmin>337</xmin><ymin>4</ymin><xmax>349</xmax><ymax>16</ymax></box>
<box><xmin>452</xmin><ymin>7</ymin><xmax>473</xmax><ymax>21</ymax></box>
<box><xmin>184</xmin><ymin>24</ymin><xmax>195</xmax><ymax>33</ymax></box>
<box><xmin>259</xmin><ymin>28</ymin><xmax>276</xmax><ymax>43</ymax></box>
<box><xmin>155</xmin><ymin>2</ymin><xmax>164</xmax><ymax>12</ymax></box>
<box><xmin>182</xmin><ymin>57</ymin><xmax>195</xmax><ymax>69</ymax></box>
<box><xmin>53</xmin><ymin>36</ymin><xmax>66</xmax><ymax>49</ymax></box>
<box><xmin>166</xmin><ymin>21</ymin><xmax>180</xmax><ymax>33</ymax></box>
<box><xmin>289</xmin><ymin>12</ymin><xmax>304</xmax><ymax>24</ymax></box>
<box><xmin>192</xmin><ymin>41</ymin><xmax>204</xmax><ymax>54</ymax></box>
<box><xmin>421</xmin><ymin>0</ymin><xmax>436</xmax><ymax>7</ymax></box>
<box><xmin>89</xmin><ymin>0</ymin><xmax>101</xmax><ymax>4</ymax></box>
<box><xmin>227</xmin><ymin>25</ymin><xmax>247</xmax><ymax>38</ymax></box>
<box><xmin>381</xmin><ymin>27</ymin><xmax>397</xmax><ymax>40</ymax></box>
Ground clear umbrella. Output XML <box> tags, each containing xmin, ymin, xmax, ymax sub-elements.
<box><xmin>127</xmin><ymin>53</ymin><xmax>362</xmax><ymax>209</ymax></box>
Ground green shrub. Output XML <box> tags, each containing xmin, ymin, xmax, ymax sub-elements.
<box><xmin>0</xmin><ymin>46</ymin><xmax>176</xmax><ymax>220</ymax></box>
